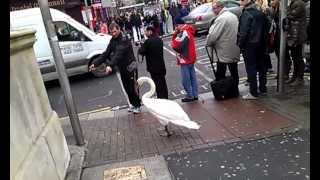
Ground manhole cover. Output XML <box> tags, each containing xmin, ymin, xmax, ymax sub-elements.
<box><xmin>103</xmin><ymin>165</ymin><xmax>147</xmax><ymax>180</ymax></box>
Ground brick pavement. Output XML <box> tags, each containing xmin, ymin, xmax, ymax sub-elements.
<box><xmin>61</xmin><ymin>92</ymin><xmax>299</xmax><ymax>168</ymax></box>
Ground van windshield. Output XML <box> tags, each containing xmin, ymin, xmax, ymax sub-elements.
<box><xmin>68</xmin><ymin>17</ymin><xmax>96</xmax><ymax>37</ymax></box>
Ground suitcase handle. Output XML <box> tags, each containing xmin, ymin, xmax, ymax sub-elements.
<box><xmin>205</xmin><ymin>45</ymin><xmax>219</xmax><ymax>78</ymax></box>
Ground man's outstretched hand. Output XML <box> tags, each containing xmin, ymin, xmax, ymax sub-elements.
<box><xmin>106</xmin><ymin>66</ymin><xmax>112</xmax><ymax>74</ymax></box>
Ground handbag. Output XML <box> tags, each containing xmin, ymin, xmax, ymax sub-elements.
<box><xmin>205</xmin><ymin>46</ymin><xmax>239</xmax><ymax>100</ymax></box>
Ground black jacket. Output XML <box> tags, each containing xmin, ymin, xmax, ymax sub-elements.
<box><xmin>138</xmin><ymin>35</ymin><xmax>166</xmax><ymax>75</ymax></box>
<box><xmin>93</xmin><ymin>33</ymin><xmax>136</xmax><ymax>72</ymax></box>
<box><xmin>237</xmin><ymin>2</ymin><xmax>269</xmax><ymax>49</ymax></box>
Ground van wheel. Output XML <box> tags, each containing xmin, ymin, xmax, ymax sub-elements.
<box><xmin>89</xmin><ymin>59</ymin><xmax>108</xmax><ymax>78</ymax></box>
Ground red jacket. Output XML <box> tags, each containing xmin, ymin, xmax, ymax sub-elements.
<box><xmin>170</xmin><ymin>24</ymin><xmax>197</xmax><ymax>65</ymax></box>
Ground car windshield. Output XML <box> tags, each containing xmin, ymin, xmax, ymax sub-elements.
<box><xmin>190</xmin><ymin>4</ymin><xmax>211</xmax><ymax>15</ymax></box>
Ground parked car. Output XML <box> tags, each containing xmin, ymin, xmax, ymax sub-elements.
<box><xmin>182</xmin><ymin>1</ymin><xmax>241</xmax><ymax>33</ymax></box>
<box><xmin>10</xmin><ymin>8</ymin><xmax>112</xmax><ymax>82</ymax></box>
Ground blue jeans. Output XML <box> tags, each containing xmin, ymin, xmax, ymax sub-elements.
<box><xmin>180</xmin><ymin>64</ymin><xmax>198</xmax><ymax>98</ymax></box>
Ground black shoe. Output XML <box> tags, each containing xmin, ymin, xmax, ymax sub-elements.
<box><xmin>181</xmin><ymin>98</ymin><xmax>195</xmax><ymax>102</ymax></box>
<box><xmin>193</xmin><ymin>97</ymin><xmax>199</xmax><ymax>101</ymax></box>
<box><xmin>285</xmin><ymin>78</ymin><xmax>296</xmax><ymax>84</ymax></box>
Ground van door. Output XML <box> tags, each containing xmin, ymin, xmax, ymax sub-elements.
<box><xmin>53</xmin><ymin>21</ymin><xmax>91</xmax><ymax>74</ymax></box>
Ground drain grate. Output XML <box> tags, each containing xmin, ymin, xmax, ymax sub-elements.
<box><xmin>103</xmin><ymin>165</ymin><xmax>147</xmax><ymax>180</ymax></box>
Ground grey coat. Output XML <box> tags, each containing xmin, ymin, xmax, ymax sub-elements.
<box><xmin>206</xmin><ymin>8</ymin><xmax>240</xmax><ymax>63</ymax></box>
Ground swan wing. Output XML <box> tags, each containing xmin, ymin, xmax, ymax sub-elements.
<box><xmin>142</xmin><ymin>98</ymin><xmax>200</xmax><ymax>129</ymax></box>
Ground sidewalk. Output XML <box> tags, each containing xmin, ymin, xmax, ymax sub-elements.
<box><xmin>61</xmin><ymin>75</ymin><xmax>309</xmax><ymax>180</ymax></box>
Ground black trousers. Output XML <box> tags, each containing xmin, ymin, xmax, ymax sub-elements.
<box><xmin>216</xmin><ymin>62</ymin><xmax>239</xmax><ymax>86</ymax></box>
<box><xmin>243</xmin><ymin>44</ymin><xmax>268</xmax><ymax>97</ymax></box>
<box><xmin>120</xmin><ymin>69</ymin><xmax>141</xmax><ymax>107</ymax></box>
<box><xmin>285</xmin><ymin>44</ymin><xmax>304</xmax><ymax>79</ymax></box>
<box><xmin>150</xmin><ymin>73</ymin><xmax>169</xmax><ymax>99</ymax></box>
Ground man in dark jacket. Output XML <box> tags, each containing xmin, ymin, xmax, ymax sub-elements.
<box><xmin>89</xmin><ymin>22</ymin><xmax>141</xmax><ymax>113</ymax></box>
<box><xmin>284</xmin><ymin>0</ymin><xmax>307</xmax><ymax>85</ymax></box>
<box><xmin>237</xmin><ymin>0</ymin><xmax>270</xmax><ymax>99</ymax></box>
<box><xmin>130</xmin><ymin>11</ymin><xmax>143</xmax><ymax>42</ymax></box>
<box><xmin>138</xmin><ymin>26</ymin><xmax>169</xmax><ymax>99</ymax></box>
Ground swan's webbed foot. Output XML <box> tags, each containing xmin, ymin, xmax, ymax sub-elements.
<box><xmin>159</xmin><ymin>125</ymin><xmax>173</xmax><ymax>137</ymax></box>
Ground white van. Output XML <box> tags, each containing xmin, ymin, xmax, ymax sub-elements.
<box><xmin>10</xmin><ymin>8</ymin><xmax>112</xmax><ymax>82</ymax></box>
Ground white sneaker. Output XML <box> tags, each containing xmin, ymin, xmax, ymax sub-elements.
<box><xmin>132</xmin><ymin>107</ymin><xmax>141</xmax><ymax>114</ymax></box>
<box><xmin>127</xmin><ymin>105</ymin><xmax>134</xmax><ymax>112</ymax></box>
<box><xmin>242</xmin><ymin>93</ymin><xmax>258</xmax><ymax>100</ymax></box>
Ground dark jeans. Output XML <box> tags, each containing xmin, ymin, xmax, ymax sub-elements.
<box><xmin>285</xmin><ymin>44</ymin><xmax>304</xmax><ymax>79</ymax></box>
<box><xmin>120</xmin><ymin>69</ymin><xmax>141</xmax><ymax>107</ymax></box>
<box><xmin>266</xmin><ymin>54</ymin><xmax>272</xmax><ymax>70</ymax></box>
<box><xmin>150</xmin><ymin>73</ymin><xmax>169</xmax><ymax>99</ymax></box>
<box><xmin>216</xmin><ymin>62</ymin><xmax>239</xmax><ymax>86</ymax></box>
<box><xmin>243</xmin><ymin>44</ymin><xmax>268</xmax><ymax>97</ymax></box>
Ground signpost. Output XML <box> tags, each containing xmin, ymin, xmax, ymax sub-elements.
<box><xmin>38</xmin><ymin>0</ymin><xmax>85</xmax><ymax>146</ymax></box>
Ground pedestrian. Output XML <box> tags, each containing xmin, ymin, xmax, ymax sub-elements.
<box><xmin>171</xmin><ymin>24</ymin><xmax>199</xmax><ymax>102</ymax></box>
<box><xmin>283</xmin><ymin>0</ymin><xmax>307</xmax><ymax>86</ymax></box>
<box><xmin>169</xmin><ymin>3</ymin><xmax>179</xmax><ymax>29</ymax></box>
<box><xmin>89</xmin><ymin>22</ymin><xmax>141</xmax><ymax>113</ymax></box>
<box><xmin>304</xmin><ymin>0</ymin><xmax>310</xmax><ymax>73</ymax></box>
<box><xmin>161</xmin><ymin>8</ymin><xmax>170</xmax><ymax>34</ymax></box>
<box><xmin>270</xmin><ymin>0</ymin><xmax>282</xmax><ymax>80</ymax></box>
<box><xmin>237</xmin><ymin>0</ymin><xmax>270</xmax><ymax>99</ymax></box>
<box><xmin>99</xmin><ymin>21</ymin><xmax>108</xmax><ymax>34</ymax></box>
<box><xmin>206</xmin><ymin>0</ymin><xmax>240</xmax><ymax>86</ymax></box>
<box><xmin>256</xmin><ymin>0</ymin><xmax>274</xmax><ymax>73</ymax></box>
<box><xmin>138</xmin><ymin>26</ymin><xmax>169</xmax><ymax>99</ymax></box>
<box><xmin>130</xmin><ymin>11</ymin><xmax>143</xmax><ymax>42</ymax></box>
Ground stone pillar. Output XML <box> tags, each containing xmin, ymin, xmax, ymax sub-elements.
<box><xmin>10</xmin><ymin>29</ymin><xmax>70</xmax><ymax>180</ymax></box>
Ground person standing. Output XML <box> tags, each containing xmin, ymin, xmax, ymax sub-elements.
<box><xmin>283</xmin><ymin>0</ymin><xmax>307</xmax><ymax>85</ymax></box>
<box><xmin>256</xmin><ymin>0</ymin><xmax>274</xmax><ymax>73</ymax></box>
<box><xmin>89</xmin><ymin>22</ymin><xmax>141</xmax><ymax>113</ymax></box>
<box><xmin>237</xmin><ymin>0</ymin><xmax>270</xmax><ymax>99</ymax></box>
<box><xmin>99</xmin><ymin>21</ymin><xmax>108</xmax><ymax>34</ymax></box>
<box><xmin>169</xmin><ymin>3</ymin><xmax>179</xmax><ymax>29</ymax></box>
<box><xmin>130</xmin><ymin>11</ymin><xmax>143</xmax><ymax>42</ymax></box>
<box><xmin>206</xmin><ymin>1</ymin><xmax>240</xmax><ymax>88</ymax></box>
<box><xmin>161</xmin><ymin>8</ymin><xmax>170</xmax><ymax>34</ymax></box>
<box><xmin>138</xmin><ymin>26</ymin><xmax>169</xmax><ymax>99</ymax></box>
<box><xmin>171</xmin><ymin>24</ymin><xmax>199</xmax><ymax>102</ymax></box>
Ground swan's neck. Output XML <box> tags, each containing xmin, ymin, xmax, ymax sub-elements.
<box><xmin>138</xmin><ymin>77</ymin><xmax>156</xmax><ymax>99</ymax></box>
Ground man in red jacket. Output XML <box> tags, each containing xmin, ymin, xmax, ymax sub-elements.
<box><xmin>171</xmin><ymin>24</ymin><xmax>199</xmax><ymax>102</ymax></box>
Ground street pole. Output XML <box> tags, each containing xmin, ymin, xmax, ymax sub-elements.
<box><xmin>83</xmin><ymin>0</ymin><xmax>93</xmax><ymax>30</ymax></box>
<box><xmin>278</xmin><ymin>0</ymin><xmax>288</xmax><ymax>93</ymax></box>
<box><xmin>38</xmin><ymin>0</ymin><xmax>85</xmax><ymax>146</ymax></box>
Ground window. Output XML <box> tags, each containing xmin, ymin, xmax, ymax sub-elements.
<box><xmin>54</xmin><ymin>21</ymin><xmax>89</xmax><ymax>41</ymax></box>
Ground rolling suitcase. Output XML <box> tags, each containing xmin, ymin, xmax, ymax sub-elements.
<box><xmin>205</xmin><ymin>46</ymin><xmax>239</xmax><ymax>100</ymax></box>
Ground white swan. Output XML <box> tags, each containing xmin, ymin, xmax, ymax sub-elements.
<box><xmin>137</xmin><ymin>77</ymin><xmax>200</xmax><ymax>137</ymax></box>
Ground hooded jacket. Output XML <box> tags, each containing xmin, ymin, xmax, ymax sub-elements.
<box><xmin>206</xmin><ymin>8</ymin><xmax>240</xmax><ymax>63</ymax></box>
<box><xmin>286</xmin><ymin>0</ymin><xmax>307</xmax><ymax>46</ymax></box>
<box><xmin>170</xmin><ymin>24</ymin><xmax>197</xmax><ymax>65</ymax></box>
